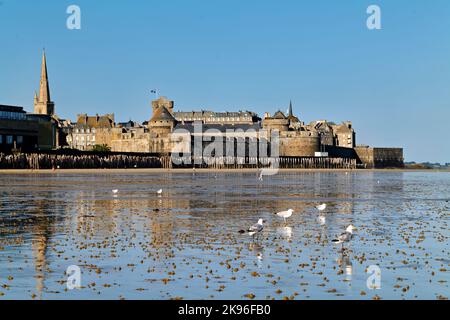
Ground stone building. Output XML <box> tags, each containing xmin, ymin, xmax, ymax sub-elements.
<box><xmin>262</xmin><ymin>108</ymin><xmax>321</xmax><ymax>157</ymax></box>
<box><xmin>306</xmin><ymin>120</ymin><xmax>355</xmax><ymax>149</ymax></box>
<box><xmin>332</xmin><ymin>122</ymin><xmax>355</xmax><ymax>148</ymax></box>
<box><xmin>66</xmin><ymin>114</ymin><xmax>116</xmax><ymax>150</ymax></box>
<box><xmin>152</xmin><ymin>96</ymin><xmax>174</xmax><ymax>114</ymax></box>
<box><xmin>174</xmin><ymin>110</ymin><xmax>259</xmax><ymax>125</ymax></box>
<box><xmin>61</xmin><ymin>95</ymin><xmax>403</xmax><ymax>168</ymax></box>
<box><xmin>148</xmin><ymin>105</ymin><xmax>177</xmax><ymax>153</ymax></box>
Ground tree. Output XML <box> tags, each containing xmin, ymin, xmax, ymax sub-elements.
<box><xmin>92</xmin><ymin>144</ymin><xmax>111</xmax><ymax>153</ymax></box>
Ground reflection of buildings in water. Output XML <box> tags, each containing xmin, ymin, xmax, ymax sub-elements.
<box><xmin>73</xmin><ymin>189</ymin><xmax>191</xmax><ymax>235</ymax></box>
<box><xmin>149</xmin><ymin>220</ymin><xmax>174</xmax><ymax>250</ymax></box>
<box><xmin>360</xmin><ymin>171</ymin><xmax>405</xmax><ymax>200</ymax></box>
<box><xmin>317</xmin><ymin>215</ymin><xmax>326</xmax><ymax>226</ymax></box>
<box><xmin>74</xmin><ymin>193</ymin><xmax>122</xmax><ymax>237</ymax></box>
<box><xmin>32</xmin><ymin>232</ymin><xmax>48</xmax><ymax>300</ymax></box>
<box><xmin>28</xmin><ymin>199</ymin><xmax>55</xmax><ymax>300</ymax></box>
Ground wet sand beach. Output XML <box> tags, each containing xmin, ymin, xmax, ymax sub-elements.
<box><xmin>0</xmin><ymin>168</ymin><xmax>448</xmax><ymax>174</ymax></box>
<box><xmin>0</xmin><ymin>171</ymin><xmax>448</xmax><ymax>300</ymax></box>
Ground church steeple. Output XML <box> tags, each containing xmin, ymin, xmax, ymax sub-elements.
<box><xmin>286</xmin><ymin>100</ymin><xmax>300</xmax><ymax>124</ymax></box>
<box><xmin>34</xmin><ymin>50</ymin><xmax>55</xmax><ymax>115</ymax></box>
<box><xmin>288</xmin><ymin>100</ymin><xmax>293</xmax><ymax>117</ymax></box>
<box><xmin>39</xmin><ymin>50</ymin><xmax>51</xmax><ymax>103</ymax></box>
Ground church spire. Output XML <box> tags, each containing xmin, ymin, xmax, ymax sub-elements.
<box><xmin>34</xmin><ymin>49</ymin><xmax>55</xmax><ymax>115</ymax></box>
<box><xmin>39</xmin><ymin>50</ymin><xmax>51</xmax><ymax>103</ymax></box>
<box><xmin>288</xmin><ymin>100</ymin><xmax>293</xmax><ymax>117</ymax></box>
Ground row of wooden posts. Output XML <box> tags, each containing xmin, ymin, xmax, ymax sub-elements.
<box><xmin>0</xmin><ymin>153</ymin><xmax>357</xmax><ymax>170</ymax></box>
<box><xmin>169</xmin><ymin>156</ymin><xmax>357</xmax><ymax>169</ymax></box>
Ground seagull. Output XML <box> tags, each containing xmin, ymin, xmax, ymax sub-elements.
<box><xmin>157</xmin><ymin>189</ymin><xmax>163</xmax><ymax>194</ymax></box>
<box><xmin>316</xmin><ymin>203</ymin><xmax>327</xmax><ymax>212</ymax></box>
<box><xmin>257</xmin><ymin>169</ymin><xmax>263</xmax><ymax>181</ymax></box>
<box><xmin>112</xmin><ymin>189</ymin><xmax>119</xmax><ymax>194</ymax></box>
<box><xmin>274</xmin><ymin>209</ymin><xmax>294</xmax><ymax>224</ymax></box>
<box><xmin>239</xmin><ymin>218</ymin><xmax>265</xmax><ymax>239</ymax></box>
<box><xmin>332</xmin><ymin>225</ymin><xmax>357</xmax><ymax>251</ymax></box>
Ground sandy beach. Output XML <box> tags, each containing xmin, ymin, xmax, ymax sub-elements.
<box><xmin>0</xmin><ymin>168</ymin><xmax>448</xmax><ymax>174</ymax></box>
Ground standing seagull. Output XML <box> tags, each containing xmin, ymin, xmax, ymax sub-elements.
<box><xmin>316</xmin><ymin>203</ymin><xmax>327</xmax><ymax>212</ymax></box>
<box><xmin>332</xmin><ymin>225</ymin><xmax>357</xmax><ymax>251</ymax></box>
<box><xmin>274</xmin><ymin>209</ymin><xmax>294</xmax><ymax>224</ymax></box>
<box><xmin>257</xmin><ymin>169</ymin><xmax>263</xmax><ymax>181</ymax></box>
<box><xmin>112</xmin><ymin>189</ymin><xmax>119</xmax><ymax>194</ymax></box>
<box><xmin>239</xmin><ymin>219</ymin><xmax>265</xmax><ymax>240</ymax></box>
<box><xmin>157</xmin><ymin>189</ymin><xmax>163</xmax><ymax>195</ymax></box>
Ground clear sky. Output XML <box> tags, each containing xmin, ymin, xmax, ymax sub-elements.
<box><xmin>0</xmin><ymin>0</ymin><xmax>449</xmax><ymax>163</ymax></box>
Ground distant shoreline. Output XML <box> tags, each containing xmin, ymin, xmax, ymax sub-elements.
<box><xmin>0</xmin><ymin>168</ymin><xmax>448</xmax><ymax>174</ymax></box>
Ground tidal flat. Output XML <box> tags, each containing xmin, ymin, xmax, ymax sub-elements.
<box><xmin>0</xmin><ymin>171</ymin><xmax>448</xmax><ymax>300</ymax></box>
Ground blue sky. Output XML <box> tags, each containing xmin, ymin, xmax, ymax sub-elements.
<box><xmin>0</xmin><ymin>0</ymin><xmax>449</xmax><ymax>163</ymax></box>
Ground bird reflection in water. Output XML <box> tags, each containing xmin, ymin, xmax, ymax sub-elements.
<box><xmin>276</xmin><ymin>226</ymin><xmax>292</xmax><ymax>239</ymax></box>
<box><xmin>248</xmin><ymin>243</ymin><xmax>264</xmax><ymax>268</ymax></box>
<box><xmin>337</xmin><ymin>253</ymin><xmax>353</xmax><ymax>283</ymax></box>
<box><xmin>317</xmin><ymin>215</ymin><xmax>326</xmax><ymax>226</ymax></box>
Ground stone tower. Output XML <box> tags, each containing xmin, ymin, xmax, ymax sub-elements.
<box><xmin>151</xmin><ymin>96</ymin><xmax>174</xmax><ymax>115</ymax></box>
<box><xmin>34</xmin><ymin>50</ymin><xmax>55</xmax><ymax>115</ymax></box>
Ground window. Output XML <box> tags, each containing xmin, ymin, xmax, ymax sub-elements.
<box><xmin>6</xmin><ymin>135</ymin><xmax>13</xmax><ymax>144</ymax></box>
<box><xmin>17</xmin><ymin>136</ymin><xmax>23</xmax><ymax>144</ymax></box>
<box><xmin>0</xmin><ymin>135</ymin><xmax>2</xmax><ymax>144</ymax></box>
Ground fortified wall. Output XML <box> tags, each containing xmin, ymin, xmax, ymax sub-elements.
<box><xmin>354</xmin><ymin>146</ymin><xmax>404</xmax><ymax>168</ymax></box>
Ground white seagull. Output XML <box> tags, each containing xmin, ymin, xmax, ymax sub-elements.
<box><xmin>316</xmin><ymin>203</ymin><xmax>327</xmax><ymax>212</ymax></box>
<box><xmin>274</xmin><ymin>209</ymin><xmax>294</xmax><ymax>224</ymax></box>
<box><xmin>332</xmin><ymin>225</ymin><xmax>357</xmax><ymax>250</ymax></box>
<box><xmin>257</xmin><ymin>169</ymin><xmax>263</xmax><ymax>181</ymax></box>
<box><xmin>157</xmin><ymin>189</ymin><xmax>163</xmax><ymax>195</ymax></box>
<box><xmin>239</xmin><ymin>218</ymin><xmax>265</xmax><ymax>239</ymax></box>
<box><xmin>112</xmin><ymin>189</ymin><xmax>119</xmax><ymax>194</ymax></box>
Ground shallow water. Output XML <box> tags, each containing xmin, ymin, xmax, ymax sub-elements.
<box><xmin>0</xmin><ymin>171</ymin><xmax>449</xmax><ymax>300</ymax></box>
